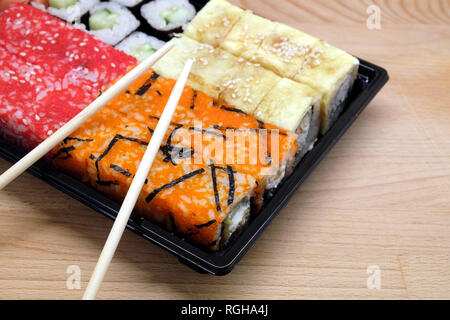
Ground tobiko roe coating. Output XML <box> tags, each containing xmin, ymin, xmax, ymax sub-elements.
<box><xmin>0</xmin><ymin>3</ymin><xmax>137</xmax><ymax>150</ymax></box>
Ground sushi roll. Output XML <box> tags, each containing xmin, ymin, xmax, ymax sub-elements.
<box><xmin>111</xmin><ymin>0</ymin><xmax>143</xmax><ymax>7</ymax></box>
<box><xmin>184</xmin><ymin>0</ymin><xmax>245</xmax><ymax>47</ymax></box>
<box><xmin>293</xmin><ymin>41</ymin><xmax>359</xmax><ymax>133</ymax></box>
<box><xmin>254</xmin><ymin>79</ymin><xmax>322</xmax><ymax>159</ymax></box>
<box><xmin>52</xmin><ymin>69</ymin><xmax>299</xmax><ymax>250</ymax></box>
<box><xmin>88</xmin><ymin>2</ymin><xmax>140</xmax><ymax>46</ymax></box>
<box><xmin>141</xmin><ymin>0</ymin><xmax>196</xmax><ymax>32</ymax></box>
<box><xmin>252</xmin><ymin>23</ymin><xmax>320</xmax><ymax>78</ymax></box>
<box><xmin>116</xmin><ymin>32</ymin><xmax>166</xmax><ymax>62</ymax></box>
<box><xmin>153</xmin><ymin>36</ymin><xmax>318</xmax><ymax>158</ymax></box>
<box><xmin>31</xmin><ymin>0</ymin><xmax>100</xmax><ymax>23</ymax></box>
<box><xmin>220</xmin><ymin>10</ymin><xmax>275</xmax><ymax>62</ymax></box>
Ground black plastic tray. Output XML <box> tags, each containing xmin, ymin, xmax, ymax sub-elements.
<box><xmin>0</xmin><ymin>1</ymin><xmax>389</xmax><ymax>275</ymax></box>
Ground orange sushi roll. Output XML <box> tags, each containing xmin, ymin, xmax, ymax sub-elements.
<box><xmin>97</xmin><ymin>70</ymin><xmax>298</xmax><ymax>206</ymax></box>
<box><xmin>52</xmin><ymin>70</ymin><xmax>298</xmax><ymax>250</ymax></box>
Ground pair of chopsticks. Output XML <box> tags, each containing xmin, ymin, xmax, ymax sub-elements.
<box><xmin>0</xmin><ymin>42</ymin><xmax>194</xmax><ymax>300</ymax></box>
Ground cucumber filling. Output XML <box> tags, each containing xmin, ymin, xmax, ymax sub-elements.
<box><xmin>159</xmin><ymin>5</ymin><xmax>190</xmax><ymax>25</ymax></box>
<box><xmin>49</xmin><ymin>0</ymin><xmax>78</xmax><ymax>9</ymax></box>
<box><xmin>220</xmin><ymin>198</ymin><xmax>250</xmax><ymax>247</ymax></box>
<box><xmin>131</xmin><ymin>44</ymin><xmax>157</xmax><ymax>62</ymax></box>
<box><xmin>89</xmin><ymin>9</ymin><xmax>120</xmax><ymax>31</ymax></box>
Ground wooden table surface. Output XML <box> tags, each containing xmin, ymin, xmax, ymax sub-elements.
<box><xmin>1</xmin><ymin>0</ymin><xmax>449</xmax><ymax>300</ymax></box>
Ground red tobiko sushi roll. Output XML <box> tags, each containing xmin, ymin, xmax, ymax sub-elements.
<box><xmin>0</xmin><ymin>3</ymin><xmax>137</xmax><ymax>150</ymax></box>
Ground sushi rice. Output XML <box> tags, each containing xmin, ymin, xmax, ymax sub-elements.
<box><xmin>31</xmin><ymin>0</ymin><xmax>99</xmax><ymax>23</ymax></box>
<box><xmin>141</xmin><ymin>0</ymin><xmax>196</xmax><ymax>32</ymax></box>
<box><xmin>88</xmin><ymin>2</ymin><xmax>140</xmax><ymax>46</ymax></box>
<box><xmin>116</xmin><ymin>32</ymin><xmax>166</xmax><ymax>62</ymax></box>
<box><xmin>111</xmin><ymin>0</ymin><xmax>144</xmax><ymax>7</ymax></box>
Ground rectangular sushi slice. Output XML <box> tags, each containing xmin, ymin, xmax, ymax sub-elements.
<box><xmin>0</xmin><ymin>3</ymin><xmax>137</xmax><ymax>149</ymax></box>
<box><xmin>153</xmin><ymin>36</ymin><xmax>238</xmax><ymax>99</ymax></box>
<box><xmin>254</xmin><ymin>23</ymin><xmax>320</xmax><ymax>78</ymax></box>
<box><xmin>293</xmin><ymin>41</ymin><xmax>360</xmax><ymax>133</ymax></box>
<box><xmin>184</xmin><ymin>0</ymin><xmax>245</xmax><ymax>47</ymax></box>
<box><xmin>218</xmin><ymin>57</ymin><xmax>280</xmax><ymax>115</ymax></box>
<box><xmin>253</xmin><ymin>78</ymin><xmax>322</xmax><ymax>158</ymax></box>
<box><xmin>220</xmin><ymin>10</ymin><xmax>275</xmax><ymax>62</ymax></box>
<box><xmin>52</xmin><ymin>69</ymin><xmax>300</xmax><ymax>250</ymax></box>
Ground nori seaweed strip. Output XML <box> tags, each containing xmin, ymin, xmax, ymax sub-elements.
<box><xmin>225</xmin><ymin>166</ymin><xmax>235</xmax><ymax>206</ymax></box>
<box><xmin>95</xmin><ymin>134</ymin><xmax>148</xmax><ymax>185</ymax></box>
<box><xmin>190</xmin><ymin>90</ymin><xmax>198</xmax><ymax>109</ymax></box>
<box><xmin>188</xmin><ymin>127</ymin><xmax>227</xmax><ymax>140</ymax></box>
<box><xmin>52</xmin><ymin>146</ymin><xmax>75</xmax><ymax>160</ymax></box>
<box><xmin>135</xmin><ymin>72</ymin><xmax>160</xmax><ymax>96</ymax></box>
<box><xmin>160</xmin><ymin>124</ymin><xmax>183</xmax><ymax>164</ymax></box>
<box><xmin>53</xmin><ymin>137</ymin><xmax>94</xmax><ymax>160</ymax></box>
<box><xmin>110</xmin><ymin>164</ymin><xmax>132</xmax><ymax>177</ymax></box>
<box><xmin>195</xmin><ymin>219</ymin><xmax>217</xmax><ymax>229</ymax></box>
<box><xmin>257</xmin><ymin>120</ymin><xmax>265</xmax><ymax>129</ymax></box>
<box><xmin>63</xmin><ymin>137</ymin><xmax>93</xmax><ymax>144</ymax></box>
<box><xmin>220</xmin><ymin>105</ymin><xmax>247</xmax><ymax>115</ymax></box>
<box><xmin>209</xmin><ymin>162</ymin><xmax>222</xmax><ymax>213</ymax></box>
<box><xmin>211</xmin><ymin>165</ymin><xmax>236</xmax><ymax>206</ymax></box>
<box><xmin>208</xmin><ymin>240</ymin><xmax>218</xmax><ymax>247</ymax></box>
<box><xmin>145</xmin><ymin>168</ymin><xmax>206</xmax><ymax>203</ymax></box>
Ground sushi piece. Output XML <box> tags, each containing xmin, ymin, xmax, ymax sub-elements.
<box><xmin>141</xmin><ymin>0</ymin><xmax>196</xmax><ymax>32</ymax></box>
<box><xmin>293</xmin><ymin>41</ymin><xmax>359</xmax><ymax>133</ymax></box>
<box><xmin>31</xmin><ymin>0</ymin><xmax>100</xmax><ymax>23</ymax></box>
<box><xmin>184</xmin><ymin>0</ymin><xmax>244</xmax><ymax>47</ymax></box>
<box><xmin>220</xmin><ymin>10</ymin><xmax>275</xmax><ymax>62</ymax></box>
<box><xmin>88</xmin><ymin>2</ymin><xmax>140</xmax><ymax>46</ymax></box>
<box><xmin>254</xmin><ymin>79</ymin><xmax>321</xmax><ymax>159</ymax></box>
<box><xmin>253</xmin><ymin>23</ymin><xmax>320</xmax><ymax>78</ymax></box>
<box><xmin>0</xmin><ymin>3</ymin><xmax>137</xmax><ymax>150</ymax></box>
<box><xmin>116</xmin><ymin>32</ymin><xmax>166</xmax><ymax>62</ymax></box>
<box><xmin>153</xmin><ymin>36</ymin><xmax>279</xmax><ymax>115</ymax></box>
<box><xmin>153</xmin><ymin>36</ymin><xmax>238</xmax><ymax>99</ymax></box>
<box><xmin>52</xmin><ymin>69</ymin><xmax>299</xmax><ymax>250</ymax></box>
<box><xmin>111</xmin><ymin>0</ymin><xmax>144</xmax><ymax>7</ymax></box>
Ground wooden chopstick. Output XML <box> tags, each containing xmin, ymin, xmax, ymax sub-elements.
<box><xmin>0</xmin><ymin>41</ymin><xmax>175</xmax><ymax>191</ymax></box>
<box><xmin>82</xmin><ymin>59</ymin><xmax>194</xmax><ymax>300</ymax></box>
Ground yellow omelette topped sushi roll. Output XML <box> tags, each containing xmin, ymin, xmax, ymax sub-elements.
<box><xmin>183</xmin><ymin>0</ymin><xmax>360</xmax><ymax>134</ymax></box>
<box><xmin>153</xmin><ymin>36</ymin><xmax>321</xmax><ymax>157</ymax></box>
<box><xmin>184</xmin><ymin>0</ymin><xmax>244</xmax><ymax>47</ymax></box>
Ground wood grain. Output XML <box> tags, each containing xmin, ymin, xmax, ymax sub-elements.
<box><xmin>0</xmin><ymin>0</ymin><xmax>449</xmax><ymax>300</ymax></box>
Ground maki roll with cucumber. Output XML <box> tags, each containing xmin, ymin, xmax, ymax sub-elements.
<box><xmin>88</xmin><ymin>2</ymin><xmax>140</xmax><ymax>45</ymax></box>
<box><xmin>31</xmin><ymin>0</ymin><xmax>99</xmax><ymax>23</ymax></box>
<box><xmin>141</xmin><ymin>0</ymin><xmax>196</xmax><ymax>32</ymax></box>
<box><xmin>116</xmin><ymin>32</ymin><xmax>166</xmax><ymax>62</ymax></box>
